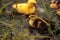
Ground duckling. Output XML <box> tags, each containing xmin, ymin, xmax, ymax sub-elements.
<box><xmin>12</xmin><ymin>0</ymin><xmax>37</xmax><ymax>15</ymax></box>
<box><xmin>50</xmin><ymin>0</ymin><xmax>57</xmax><ymax>8</ymax></box>
<box><xmin>29</xmin><ymin>15</ymin><xmax>55</xmax><ymax>34</ymax></box>
<box><xmin>50</xmin><ymin>0</ymin><xmax>60</xmax><ymax>16</ymax></box>
<box><xmin>56</xmin><ymin>0</ymin><xmax>60</xmax><ymax>16</ymax></box>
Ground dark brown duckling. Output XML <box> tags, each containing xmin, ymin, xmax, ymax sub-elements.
<box><xmin>28</xmin><ymin>15</ymin><xmax>55</xmax><ymax>35</ymax></box>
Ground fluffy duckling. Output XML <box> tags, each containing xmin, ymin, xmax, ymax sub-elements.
<box><xmin>50</xmin><ymin>0</ymin><xmax>57</xmax><ymax>9</ymax></box>
<box><xmin>50</xmin><ymin>0</ymin><xmax>60</xmax><ymax>16</ymax></box>
<box><xmin>56</xmin><ymin>0</ymin><xmax>60</xmax><ymax>16</ymax></box>
<box><xmin>12</xmin><ymin>0</ymin><xmax>37</xmax><ymax>15</ymax></box>
<box><xmin>29</xmin><ymin>15</ymin><xmax>55</xmax><ymax>34</ymax></box>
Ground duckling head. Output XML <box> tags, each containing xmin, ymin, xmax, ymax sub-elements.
<box><xmin>50</xmin><ymin>0</ymin><xmax>57</xmax><ymax>8</ymax></box>
<box><xmin>27</xmin><ymin>0</ymin><xmax>37</xmax><ymax>7</ymax></box>
<box><xmin>50</xmin><ymin>2</ymin><xmax>57</xmax><ymax>8</ymax></box>
<box><xmin>29</xmin><ymin>15</ymin><xmax>38</xmax><ymax>19</ymax></box>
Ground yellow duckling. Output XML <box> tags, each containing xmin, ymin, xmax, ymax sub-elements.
<box><xmin>56</xmin><ymin>0</ymin><xmax>60</xmax><ymax>16</ymax></box>
<box><xmin>50</xmin><ymin>0</ymin><xmax>60</xmax><ymax>16</ymax></box>
<box><xmin>50</xmin><ymin>0</ymin><xmax>57</xmax><ymax>8</ymax></box>
<box><xmin>56</xmin><ymin>9</ymin><xmax>60</xmax><ymax>16</ymax></box>
<box><xmin>12</xmin><ymin>0</ymin><xmax>37</xmax><ymax>15</ymax></box>
<box><xmin>50</xmin><ymin>3</ymin><xmax>57</xmax><ymax>9</ymax></box>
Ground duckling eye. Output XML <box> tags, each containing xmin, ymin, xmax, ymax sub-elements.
<box><xmin>31</xmin><ymin>16</ymin><xmax>34</xmax><ymax>17</ymax></box>
<box><xmin>33</xmin><ymin>3</ymin><xmax>36</xmax><ymax>5</ymax></box>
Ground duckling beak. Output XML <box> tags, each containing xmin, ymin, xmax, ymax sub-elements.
<box><xmin>12</xmin><ymin>4</ymin><xmax>16</xmax><ymax>9</ymax></box>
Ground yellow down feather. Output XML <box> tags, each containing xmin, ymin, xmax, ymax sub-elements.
<box><xmin>29</xmin><ymin>15</ymin><xmax>38</xmax><ymax>27</ymax></box>
<box><xmin>56</xmin><ymin>9</ymin><xmax>60</xmax><ymax>16</ymax></box>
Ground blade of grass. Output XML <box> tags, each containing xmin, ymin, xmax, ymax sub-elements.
<box><xmin>0</xmin><ymin>21</ymin><xmax>13</xmax><ymax>27</ymax></box>
<box><xmin>21</xmin><ymin>35</ymin><xmax>51</xmax><ymax>38</ymax></box>
<box><xmin>38</xmin><ymin>17</ymin><xmax>50</xmax><ymax>26</ymax></box>
<box><xmin>1</xmin><ymin>31</ymin><xmax>9</xmax><ymax>40</ymax></box>
<box><xmin>0</xmin><ymin>2</ymin><xmax>12</xmax><ymax>14</ymax></box>
<box><xmin>0</xmin><ymin>21</ymin><xmax>17</xmax><ymax>33</ymax></box>
<box><xmin>41</xmin><ymin>0</ymin><xmax>55</xmax><ymax>38</ymax></box>
<box><xmin>41</xmin><ymin>0</ymin><xmax>50</xmax><ymax>17</ymax></box>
